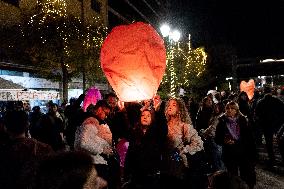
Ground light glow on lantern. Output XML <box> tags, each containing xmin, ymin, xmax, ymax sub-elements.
<box><xmin>101</xmin><ymin>22</ymin><xmax>166</xmax><ymax>102</ymax></box>
<box><xmin>240</xmin><ymin>79</ymin><xmax>255</xmax><ymax>100</ymax></box>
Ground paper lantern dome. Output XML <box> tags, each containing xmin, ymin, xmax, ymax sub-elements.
<box><xmin>82</xmin><ymin>87</ymin><xmax>102</xmax><ymax>112</ymax></box>
<box><xmin>100</xmin><ymin>22</ymin><xmax>166</xmax><ymax>102</ymax></box>
<box><xmin>240</xmin><ymin>79</ymin><xmax>255</xmax><ymax>100</ymax></box>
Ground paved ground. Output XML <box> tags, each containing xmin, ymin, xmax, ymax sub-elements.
<box><xmin>255</xmin><ymin>164</ymin><xmax>284</xmax><ymax>189</ymax></box>
<box><xmin>254</xmin><ymin>143</ymin><xmax>284</xmax><ymax>189</ymax></box>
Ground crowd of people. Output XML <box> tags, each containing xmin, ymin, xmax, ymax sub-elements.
<box><xmin>0</xmin><ymin>86</ymin><xmax>284</xmax><ymax>189</ymax></box>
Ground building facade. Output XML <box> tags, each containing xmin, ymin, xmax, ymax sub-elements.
<box><xmin>0</xmin><ymin>0</ymin><xmax>108</xmax><ymax>26</ymax></box>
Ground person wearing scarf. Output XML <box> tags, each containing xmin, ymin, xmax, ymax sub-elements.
<box><xmin>215</xmin><ymin>101</ymin><xmax>257</xmax><ymax>189</ymax></box>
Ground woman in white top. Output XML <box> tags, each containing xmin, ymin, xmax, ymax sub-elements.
<box><xmin>161</xmin><ymin>97</ymin><xmax>204</xmax><ymax>189</ymax></box>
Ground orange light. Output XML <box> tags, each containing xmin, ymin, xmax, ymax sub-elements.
<box><xmin>240</xmin><ymin>79</ymin><xmax>255</xmax><ymax>100</ymax></box>
<box><xmin>100</xmin><ymin>22</ymin><xmax>166</xmax><ymax>102</ymax></box>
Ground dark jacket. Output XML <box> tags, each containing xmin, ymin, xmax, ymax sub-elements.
<box><xmin>215</xmin><ymin>114</ymin><xmax>257</xmax><ymax>163</ymax></box>
<box><xmin>125</xmin><ymin>119</ymin><xmax>167</xmax><ymax>179</ymax></box>
<box><xmin>255</xmin><ymin>94</ymin><xmax>284</xmax><ymax>132</ymax></box>
<box><xmin>0</xmin><ymin>136</ymin><xmax>53</xmax><ymax>188</ymax></box>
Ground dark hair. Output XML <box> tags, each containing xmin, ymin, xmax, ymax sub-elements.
<box><xmin>4</xmin><ymin>110</ymin><xmax>29</xmax><ymax>135</ymax></box>
<box><xmin>94</xmin><ymin>100</ymin><xmax>111</xmax><ymax>110</ymax></box>
<box><xmin>181</xmin><ymin>96</ymin><xmax>189</xmax><ymax>104</ymax></box>
<box><xmin>32</xmin><ymin>106</ymin><xmax>41</xmax><ymax>112</ymax></box>
<box><xmin>86</xmin><ymin>103</ymin><xmax>96</xmax><ymax>113</ymax></box>
<box><xmin>49</xmin><ymin>103</ymin><xmax>58</xmax><ymax>108</ymax></box>
<box><xmin>105</xmin><ymin>92</ymin><xmax>117</xmax><ymax>99</ymax></box>
<box><xmin>30</xmin><ymin>151</ymin><xmax>96</xmax><ymax>189</ymax></box>
<box><xmin>140</xmin><ymin>108</ymin><xmax>155</xmax><ymax>125</ymax></box>
<box><xmin>238</xmin><ymin>91</ymin><xmax>249</xmax><ymax>102</ymax></box>
<box><xmin>124</xmin><ymin>102</ymin><xmax>143</xmax><ymax>127</ymax></box>
<box><xmin>263</xmin><ymin>86</ymin><xmax>272</xmax><ymax>94</ymax></box>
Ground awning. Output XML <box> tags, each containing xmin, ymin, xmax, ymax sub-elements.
<box><xmin>0</xmin><ymin>77</ymin><xmax>24</xmax><ymax>89</ymax></box>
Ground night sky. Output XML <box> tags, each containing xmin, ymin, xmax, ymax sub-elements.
<box><xmin>109</xmin><ymin>0</ymin><xmax>284</xmax><ymax>59</ymax></box>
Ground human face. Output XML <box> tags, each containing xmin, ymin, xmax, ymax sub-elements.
<box><xmin>240</xmin><ymin>94</ymin><xmax>247</xmax><ymax>101</ymax></box>
<box><xmin>143</xmin><ymin>99</ymin><xmax>151</xmax><ymax>107</ymax></box>
<box><xmin>153</xmin><ymin>95</ymin><xmax>161</xmax><ymax>106</ymax></box>
<box><xmin>225</xmin><ymin>105</ymin><xmax>237</xmax><ymax>118</ymax></box>
<box><xmin>96</xmin><ymin>107</ymin><xmax>110</xmax><ymax>120</ymax></box>
<box><xmin>141</xmin><ymin>110</ymin><xmax>152</xmax><ymax>126</ymax></box>
<box><xmin>52</xmin><ymin>105</ymin><xmax>58</xmax><ymax>112</ymax></box>
<box><xmin>205</xmin><ymin>98</ymin><xmax>213</xmax><ymax>107</ymax></box>
<box><xmin>166</xmin><ymin>100</ymin><xmax>178</xmax><ymax>116</ymax></box>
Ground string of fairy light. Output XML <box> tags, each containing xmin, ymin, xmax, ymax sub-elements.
<box><xmin>168</xmin><ymin>42</ymin><xmax>178</xmax><ymax>97</ymax></box>
<box><xmin>28</xmin><ymin>0</ymin><xmax>69</xmax><ymax>57</ymax></box>
<box><xmin>27</xmin><ymin>0</ymin><xmax>107</xmax><ymax>67</ymax></box>
<box><xmin>161</xmin><ymin>37</ymin><xmax>207</xmax><ymax>97</ymax></box>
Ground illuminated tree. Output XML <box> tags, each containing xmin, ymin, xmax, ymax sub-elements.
<box><xmin>160</xmin><ymin>40</ymin><xmax>207</xmax><ymax>98</ymax></box>
<box><xmin>21</xmin><ymin>0</ymin><xmax>107</xmax><ymax>102</ymax></box>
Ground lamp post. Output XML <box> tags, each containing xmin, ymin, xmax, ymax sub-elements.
<box><xmin>160</xmin><ymin>24</ymin><xmax>170</xmax><ymax>38</ymax></box>
<box><xmin>160</xmin><ymin>24</ymin><xmax>181</xmax><ymax>97</ymax></box>
<box><xmin>160</xmin><ymin>24</ymin><xmax>181</xmax><ymax>42</ymax></box>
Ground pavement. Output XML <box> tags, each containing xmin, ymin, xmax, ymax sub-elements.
<box><xmin>254</xmin><ymin>140</ymin><xmax>284</xmax><ymax>189</ymax></box>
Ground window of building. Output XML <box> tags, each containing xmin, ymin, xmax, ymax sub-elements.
<box><xmin>0</xmin><ymin>70</ymin><xmax>23</xmax><ymax>76</ymax></box>
<box><xmin>91</xmin><ymin>0</ymin><xmax>101</xmax><ymax>13</ymax></box>
<box><xmin>2</xmin><ymin>0</ymin><xmax>19</xmax><ymax>7</ymax></box>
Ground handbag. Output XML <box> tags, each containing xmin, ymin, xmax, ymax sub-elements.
<box><xmin>167</xmin><ymin>149</ymin><xmax>186</xmax><ymax>179</ymax></box>
<box><xmin>186</xmin><ymin>150</ymin><xmax>211</xmax><ymax>175</ymax></box>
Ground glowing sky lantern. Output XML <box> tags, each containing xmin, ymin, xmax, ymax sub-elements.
<box><xmin>100</xmin><ymin>22</ymin><xmax>166</xmax><ymax>102</ymax></box>
<box><xmin>240</xmin><ymin>79</ymin><xmax>255</xmax><ymax>100</ymax></box>
<box><xmin>82</xmin><ymin>87</ymin><xmax>102</xmax><ymax>112</ymax></box>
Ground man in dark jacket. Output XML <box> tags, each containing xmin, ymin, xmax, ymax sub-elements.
<box><xmin>255</xmin><ymin>87</ymin><xmax>284</xmax><ymax>165</ymax></box>
<box><xmin>0</xmin><ymin>110</ymin><xmax>53</xmax><ymax>189</ymax></box>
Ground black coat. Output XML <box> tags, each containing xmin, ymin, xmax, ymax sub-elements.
<box><xmin>255</xmin><ymin>94</ymin><xmax>284</xmax><ymax>132</ymax></box>
<box><xmin>215</xmin><ymin>114</ymin><xmax>257</xmax><ymax>163</ymax></box>
<box><xmin>124</xmin><ymin>120</ymin><xmax>167</xmax><ymax>178</ymax></box>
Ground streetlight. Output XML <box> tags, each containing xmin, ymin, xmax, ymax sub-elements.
<box><xmin>169</xmin><ymin>30</ymin><xmax>181</xmax><ymax>42</ymax></box>
<box><xmin>160</xmin><ymin>24</ymin><xmax>170</xmax><ymax>37</ymax></box>
<box><xmin>159</xmin><ymin>24</ymin><xmax>181</xmax><ymax>42</ymax></box>
<box><xmin>159</xmin><ymin>24</ymin><xmax>181</xmax><ymax>97</ymax></box>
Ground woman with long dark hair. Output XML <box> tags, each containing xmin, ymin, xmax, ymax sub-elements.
<box><xmin>124</xmin><ymin>109</ymin><xmax>167</xmax><ymax>189</ymax></box>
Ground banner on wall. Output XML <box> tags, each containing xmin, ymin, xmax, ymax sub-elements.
<box><xmin>0</xmin><ymin>90</ymin><xmax>59</xmax><ymax>101</ymax></box>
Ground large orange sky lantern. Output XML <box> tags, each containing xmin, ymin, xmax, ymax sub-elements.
<box><xmin>240</xmin><ymin>79</ymin><xmax>255</xmax><ymax>100</ymax></box>
<box><xmin>100</xmin><ymin>22</ymin><xmax>166</xmax><ymax>102</ymax></box>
